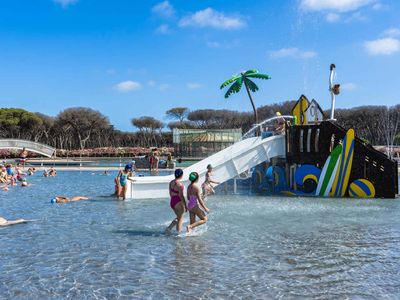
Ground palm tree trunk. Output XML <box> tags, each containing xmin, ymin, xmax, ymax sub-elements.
<box><xmin>244</xmin><ymin>80</ymin><xmax>259</xmax><ymax>135</ymax></box>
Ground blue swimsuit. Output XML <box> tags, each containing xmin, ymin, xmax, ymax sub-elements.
<box><xmin>120</xmin><ymin>173</ymin><xmax>129</xmax><ymax>186</ymax></box>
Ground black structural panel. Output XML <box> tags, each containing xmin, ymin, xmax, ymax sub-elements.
<box><xmin>285</xmin><ymin>121</ymin><xmax>398</xmax><ymax>198</ymax></box>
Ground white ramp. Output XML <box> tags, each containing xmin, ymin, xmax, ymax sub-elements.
<box><xmin>127</xmin><ymin>135</ymin><xmax>285</xmax><ymax>199</ymax></box>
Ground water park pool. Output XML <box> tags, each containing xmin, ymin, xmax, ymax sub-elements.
<box><xmin>1</xmin><ymin>172</ymin><xmax>400</xmax><ymax>299</ymax></box>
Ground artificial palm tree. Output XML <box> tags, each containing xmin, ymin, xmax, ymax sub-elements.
<box><xmin>220</xmin><ymin>69</ymin><xmax>271</xmax><ymax>126</ymax></box>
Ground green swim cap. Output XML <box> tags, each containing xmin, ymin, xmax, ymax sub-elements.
<box><xmin>189</xmin><ymin>172</ymin><xmax>199</xmax><ymax>183</ymax></box>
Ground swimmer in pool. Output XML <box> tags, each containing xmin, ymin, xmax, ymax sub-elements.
<box><xmin>166</xmin><ymin>168</ymin><xmax>187</xmax><ymax>233</ymax></box>
<box><xmin>187</xmin><ymin>172</ymin><xmax>209</xmax><ymax>233</ymax></box>
<box><xmin>52</xmin><ymin>196</ymin><xmax>89</xmax><ymax>203</ymax></box>
<box><xmin>0</xmin><ymin>216</ymin><xmax>28</xmax><ymax>226</ymax></box>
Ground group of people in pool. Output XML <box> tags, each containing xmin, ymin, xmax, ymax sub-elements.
<box><xmin>167</xmin><ymin>164</ymin><xmax>219</xmax><ymax>233</ymax></box>
<box><xmin>0</xmin><ymin>163</ymin><xmax>35</xmax><ymax>189</ymax></box>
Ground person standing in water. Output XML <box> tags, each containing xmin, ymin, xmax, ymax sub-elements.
<box><xmin>187</xmin><ymin>172</ymin><xmax>209</xmax><ymax>233</ymax></box>
<box><xmin>19</xmin><ymin>147</ymin><xmax>28</xmax><ymax>169</ymax></box>
<box><xmin>202</xmin><ymin>164</ymin><xmax>220</xmax><ymax>197</ymax></box>
<box><xmin>166</xmin><ymin>169</ymin><xmax>187</xmax><ymax>233</ymax></box>
<box><xmin>116</xmin><ymin>164</ymin><xmax>134</xmax><ymax>200</ymax></box>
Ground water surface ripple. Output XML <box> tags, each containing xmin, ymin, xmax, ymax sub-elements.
<box><xmin>1</xmin><ymin>172</ymin><xmax>399</xmax><ymax>299</ymax></box>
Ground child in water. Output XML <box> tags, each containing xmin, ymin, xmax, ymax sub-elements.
<box><xmin>116</xmin><ymin>164</ymin><xmax>134</xmax><ymax>200</ymax></box>
<box><xmin>187</xmin><ymin>172</ymin><xmax>209</xmax><ymax>233</ymax></box>
<box><xmin>202</xmin><ymin>164</ymin><xmax>220</xmax><ymax>197</ymax></box>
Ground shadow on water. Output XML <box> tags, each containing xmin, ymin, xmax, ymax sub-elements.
<box><xmin>113</xmin><ymin>229</ymin><xmax>166</xmax><ymax>237</ymax></box>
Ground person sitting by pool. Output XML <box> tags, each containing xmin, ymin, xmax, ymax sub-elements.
<box><xmin>0</xmin><ymin>216</ymin><xmax>28</xmax><ymax>226</ymax></box>
<box><xmin>187</xmin><ymin>172</ymin><xmax>209</xmax><ymax>233</ymax></box>
<box><xmin>202</xmin><ymin>164</ymin><xmax>220</xmax><ymax>197</ymax></box>
<box><xmin>166</xmin><ymin>168</ymin><xmax>187</xmax><ymax>233</ymax></box>
<box><xmin>116</xmin><ymin>164</ymin><xmax>135</xmax><ymax>200</ymax></box>
<box><xmin>51</xmin><ymin>196</ymin><xmax>89</xmax><ymax>203</ymax></box>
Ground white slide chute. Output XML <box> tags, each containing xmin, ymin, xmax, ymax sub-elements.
<box><xmin>127</xmin><ymin>135</ymin><xmax>285</xmax><ymax>199</ymax></box>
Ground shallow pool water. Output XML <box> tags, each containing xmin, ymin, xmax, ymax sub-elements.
<box><xmin>1</xmin><ymin>171</ymin><xmax>400</xmax><ymax>299</ymax></box>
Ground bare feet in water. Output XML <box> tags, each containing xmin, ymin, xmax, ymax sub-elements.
<box><xmin>186</xmin><ymin>225</ymin><xmax>192</xmax><ymax>234</ymax></box>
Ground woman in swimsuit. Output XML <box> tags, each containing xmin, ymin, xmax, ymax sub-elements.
<box><xmin>116</xmin><ymin>164</ymin><xmax>134</xmax><ymax>200</ymax></box>
<box><xmin>166</xmin><ymin>169</ymin><xmax>187</xmax><ymax>233</ymax></box>
<box><xmin>202</xmin><ymin>164</ymin><xmax>220</xmax><ymax>197</ymax></box>
<box><xmin>187</xmin><ymin>172</ymin><xmax>209</xmax><ymax>233</ymax></box>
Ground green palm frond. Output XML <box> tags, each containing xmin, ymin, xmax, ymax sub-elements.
<box><xmin>220</xmin><ymin>74</ymin><xmax>241</xmax><ymax>89</ymax></box>
<box><xmin>244</xmin><ymin>69</ymin><xmax>258</xmax><ymax>76</ymax></box>
<box><xmin>244</xmin><ymin>78</ymin><xmax>259</xmax><ymax>93</ymax></box>
<box><xmin>246</xmin><ymin>73</ymin><xmax>271</xmax><ymax>80</ymax></box>
<box><xmin>224</xmin><ymin>77</ymin><xmax>243</xmax><ymax>98</ymax></box>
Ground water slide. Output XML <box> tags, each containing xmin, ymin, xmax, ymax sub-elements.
<box><xmin>127</xmin><ymin>134</ymin><xmax>286</xmax><ymax>199</ymax></box>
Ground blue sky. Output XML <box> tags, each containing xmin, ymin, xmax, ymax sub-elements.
<box><xmin>0</xmin><ymin>0</ymin><xmax>399</xmax><ymax>130</ymax></box>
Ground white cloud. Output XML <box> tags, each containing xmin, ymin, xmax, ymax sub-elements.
<box><xmin>53</xmin><ymin>0</ymin><xmax>78</xmax><ymax>8</ymax></box>
<box><xmin>114</xmin><ymin>81</ymin><xmax>142</xmax><ymax>92</ymax></box>
<box><xmin>364</xmin><ymin>37</ymin><xmax>400</xmax><ymax>55</ymax></box>
<box><xmin>152</xmin><ymin>1</ymin><xmax>175</xmax><ymax>18</ymax></box>
<box><xmin>159</xmin><ymin>83</ymin><xmax>170</xmax><ymax>91</ymax></box>
<box><xmin>341</xmin><ymin>83</ymin><xmax>358</xmax><ymax>91</ymax></box>
<box><xmin>187</xmin><ymin>83</ymin><xmax>202</xmax><ymax>89</ymax></box>
<box><xmin>383</xmin><ymin>28</ymin><xmax>400</xmax><ymax>38</ymax></box>
<box><xmin>179</xmin><ymin>8</ymin><xmax>245</xmax><ymax>30</ymax></box>
<box><xmin>155</xmin><ymin>24</ymin><xmax>170</xmax><ymax>34</ymax></box>
<box><xmin>300</xmin><ymin>0</ymin><xmax>375</xmax><ymax>12</ymax></box>
<box><xmin>326</xmin><ymin>13</ymin><xmax>341</xmax><ymax>22</ymax></box>
<box><xmin>269</xmin><ymin>47</ymin><xmax>317</xmax><ymax>59</ymax></box>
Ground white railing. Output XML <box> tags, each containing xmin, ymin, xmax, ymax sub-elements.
<box><xmin>0</xmin><ymin>139</ymin><xmax>56</xmax><ymax>157</ymax></box>
<box><xmin>242</xmin><ymin>115</ymin><xmax>294</xmax><ymax>139</ymax></box>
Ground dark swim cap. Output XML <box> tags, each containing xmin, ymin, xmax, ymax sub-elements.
<box><xmin>174</xmin><ymin>168</ymin><xmax>183</xmax><ymax>178</ymax></box>
<box><xmin>189</xmin><ymin>172</ymin><xmax>199</xmax><ymax>183</ymax></box>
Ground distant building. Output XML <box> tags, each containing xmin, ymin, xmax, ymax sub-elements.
<box><xmin>173</xmin><ymin>128</ymin><xmax>242</xmax><ymax>158</ymax></box>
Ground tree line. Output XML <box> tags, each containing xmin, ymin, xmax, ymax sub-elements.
<box><xmin>0</xmin><ymin>102</ymin><xmax>398</xmax><ymax>151</ymax></box>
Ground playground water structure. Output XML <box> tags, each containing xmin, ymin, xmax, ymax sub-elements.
<box><xmin>127</xmin><ymin>116</ymin><xmax>291</xmax><ymax>199</ymax></box>
<box><xmin>128</xmin><ymin>110</ymin><xmax>398</xmax><ymax>199</ymax></box>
